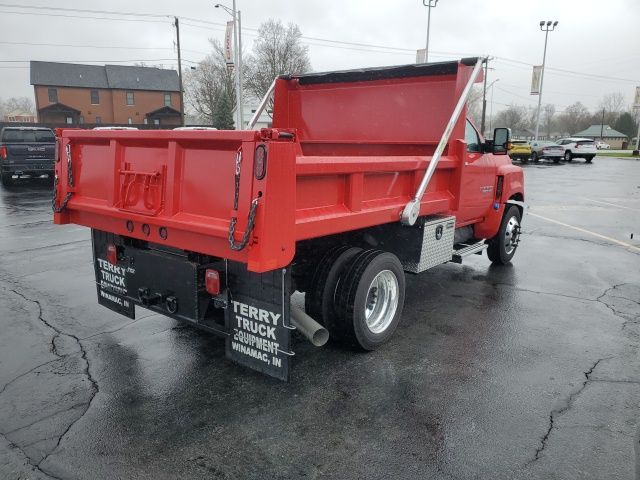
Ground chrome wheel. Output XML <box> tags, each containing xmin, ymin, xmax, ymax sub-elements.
<box><xmin>503</xmin><ymin>216</ymin><xmax>520</xmax><ymax>255</ymax></box>
<box><xmin>365</xmin><ymin>270</ymin><xmax>399</xmax><ymax>334</ymax></box>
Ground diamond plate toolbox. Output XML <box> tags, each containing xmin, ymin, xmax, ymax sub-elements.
<box><xmin>403</xmin><ymin>215</ymin><xmax>456</xmax><ymax>273</ymax></box>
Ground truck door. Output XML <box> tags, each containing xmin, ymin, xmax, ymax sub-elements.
<box><xmin>457</xmin><ymin>120</ymin><xmax>494</xmax><ymax>223</ymax></box>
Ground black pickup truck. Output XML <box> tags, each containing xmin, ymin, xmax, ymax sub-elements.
<box><xmin>0</xmin><ymin>126</ymin><xmax>56</xmax><ymax>187</ymax></box>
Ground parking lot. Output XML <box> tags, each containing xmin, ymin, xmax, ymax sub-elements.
<box><xmin>0</xmin><ymin>156</ymin><xmax>638</xmax><ymax>479</ymax></box>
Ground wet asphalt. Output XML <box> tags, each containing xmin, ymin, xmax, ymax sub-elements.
<box><xmin>0</xmin><ymin>156</ymin><xmax>639</xmax><ymax>480</ymax></box>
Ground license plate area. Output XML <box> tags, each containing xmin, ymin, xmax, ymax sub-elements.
<box><xmin>92</xmin><ymin>230</ymin><xmax>200</xmax><ymax>322</ymax></box>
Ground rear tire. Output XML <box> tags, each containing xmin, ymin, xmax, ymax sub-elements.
<box><xmin>531</xmin><ymin>152</ymin><xmax>539</xmax><ymax>162</ymax></box>
<box><xmin>0</xmin><ymin>171</ymin><xmax>13</xmax><ymax>187</ymax></box>
<box><xmin>564</xmin><ymin>151</ymin><xmax>573</xmax><ymax>162</ymax></box>
<box><xmin>487</xmin><ymin>205</ymin><xmax>522</xmax><ymax>265</ymax></box>
<box><xmin>586</xmin><ymin>155</ymin><xmax>594</xmax><ymax>163</ymax></box>
<box><xmin>334</xmin><ymin>250</ymin><xmax>405</xmax><ymax>350</ymax></box>
<box><xmin>305</xmin><ymin>245</ymin><xmax>362</xmax><ymax>330</ymax></box>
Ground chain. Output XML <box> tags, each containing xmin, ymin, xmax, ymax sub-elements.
<box><xmin>52</xmin><ymin>143</ymin><xmax>74</xmax><ymax>213</ymax></box>
<box><xmin>52</xmin><ymin>176</ymin><xmax>73</xmax><ymax>213</ymax></box>
<box><xmin>65</xmin><ymin>143</ymin><xmax>74</xmax><ymax>187</ymax></box>
<box><xmin>228</xmin><ymin>196</ymin><xmax>260</xmax><ymax>251</ymax></box>
<box><xmin>233</xmin><ymin>148</ymin><xmax>241</xmax><ymax>210</ymax></box>
<box><xmin>228</xmin><ymin>146</ymin><xmax>259</xmax><ymax>251</ymax></box>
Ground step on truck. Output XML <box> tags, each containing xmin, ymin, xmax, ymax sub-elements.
<box><xmin>53</xmin><ymin>58</ymin><xmax>525</xmax><ymax>380</ymax></box>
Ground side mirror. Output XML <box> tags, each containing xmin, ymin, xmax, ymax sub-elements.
<box><xmin>492</xmin><ymin>127</ymin><xmax>511</xmax><ymax>155</ymax></box>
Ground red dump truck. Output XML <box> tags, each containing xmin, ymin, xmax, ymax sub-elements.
<box><xmin>53</xmin><ymin>58</ymin><xmax>524</xmax><ymax>380</ymax></box>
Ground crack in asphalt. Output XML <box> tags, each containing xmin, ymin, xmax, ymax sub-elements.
<box><xmin>491</xmin><ymin>282</ymin><xmax>595</xmax><ymax>303</ymax></box>
<box><xmin>0</xmin><ymin>358</ymin><xmax>59</xmax><ymax>400</ymax></box>
<box><xmin>0</xmin><ymin>287</ymin><xmax>100</xmax><ymax>479</ymax></box>
<box><xmin>528</xmin><ymin>358</ymin><xmax>609</xmax><ymax>464</ymax></box>
<box><xmin>492</xmin><ymin>282</ymin><xmax>640</xmax><ymax>331</ymax></box>
<box><xmin>527</xmin><ymin>230</ymin><xmax>640</xmax><ymax>256</ymax></box>
<box><xmin>596</xmin><ymin>284</ymin><xmax>640</xmax><ymax>330</ymax></box>
<box><xmin>3</xmin><ymin>403</ymin><xmax>89</xmax><ymax>437</ymax></box>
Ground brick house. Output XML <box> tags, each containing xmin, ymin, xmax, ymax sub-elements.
<box><xmin>30</xmin><ymin>61</ymin><xmax>181</xmax><ymax>126</ymax></box>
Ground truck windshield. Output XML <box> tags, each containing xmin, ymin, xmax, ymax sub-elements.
<box><xmin>1</xmin><ymin>129</ymin><xmax>55</xmax><ymax>143</ymax></box>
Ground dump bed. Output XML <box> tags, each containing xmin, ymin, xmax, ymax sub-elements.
<box><xmin>54</xmin><ymin>59</ymin><xmax>481</xmax><ymax>273</ymax></box>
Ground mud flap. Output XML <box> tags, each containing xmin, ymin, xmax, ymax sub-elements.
<box><xmin>225</xmin><ymin>266</ymin><xmax>293</xmax><ymax>381</ymax></box>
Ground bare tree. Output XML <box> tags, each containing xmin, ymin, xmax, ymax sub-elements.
<box><xmin>556</xmin><ymin>102</ymin><xmax>591</xmax><ymax>135</ymax></box>
<box><xmin>542</xmin><ymin>104</ymin><xmax>556</xmax><ymax>137</ymax></box>
<box><xmin>494</xmin><ymin>104</ymin><xmax>528</xmax><ymax>132</ymax></box>
<box><xmin>598</xmin><ymin>92</ymin><xmax>626</xmax><ymax>124</ymax></box>
<box><xmin>243</xmin><ymin>19</ymin><xmax>311</xmax><ymax>107</ymax></box>
<box><xmin>466</xmin><ymin>86</ymin><xmax>483</xmax><ymax>127</ymax></box>
<box><xmin>0</xmin><ymin>97</ymin><xmax>35</xmax><ymax>117</ymax></box>
<box><xmin>183</xmin><ymin>40</ymin><xmax>235</xmax><ymax>127</ymax></box>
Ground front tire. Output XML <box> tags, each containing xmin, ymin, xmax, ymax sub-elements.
<box><xmin>585</xmin><ymin>155</ymin><xmax>594</xmax><ymax>163</ymax></box>
<box><xmin>334</xmin><ymin>250</ymin><xmax>406</xmax><ymax>350</ymax></box>
<box><xmin>564</xmin><ymin>151</ymin><xmax>573</xmax><ymax>162</ymax></box>
<box><xmin>487</xmin><ymin>205</ymin><xmax>522</xmax><ymax>265</ymax></box>
<box><xmin>531</xmin><ymin>152</ymin><xmax>539</xmax><ymax>162</ymax></box>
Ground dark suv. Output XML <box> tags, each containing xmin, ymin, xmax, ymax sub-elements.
<box><xmin>0</xmin><ymin>127</ymin><xmax>56</xmax><ymax>187</ymax></box>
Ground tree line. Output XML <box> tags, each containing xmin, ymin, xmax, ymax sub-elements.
<box><xmin>0</xmin><ymin>97</ymin><xmax>35</xmax><ymax>119</ymax></box>
<box><xmin>184</xmin><ymin>19</ymin><xmax>312</xmax><ymax>128</ymax></box>
<box><xmin>476</xmin><ymin>92</ymin><xmax>639</xmax><ymax>140</ymax></box>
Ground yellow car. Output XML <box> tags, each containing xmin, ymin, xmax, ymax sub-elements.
<box><xmin>508</xmin><ymin>140</ymin><xmax>532</xmax><ymax>162</ymax></box>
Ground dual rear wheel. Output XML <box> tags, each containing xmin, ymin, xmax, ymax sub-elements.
<box><xmin>306</xmin><ymin>247</ymin><xmax>406</xmax><ymax>350</ymax></box>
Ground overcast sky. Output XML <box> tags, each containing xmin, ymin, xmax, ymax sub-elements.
<box><xmin>2</xmin><ymin>0</ymin><xmax>639</xmax><ymax>114</ymax></box>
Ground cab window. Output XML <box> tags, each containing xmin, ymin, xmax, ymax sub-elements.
<box><xmin>465</xmin><ymin>120</ymin><xmax>481</xmax><ymax>153</ymax></box>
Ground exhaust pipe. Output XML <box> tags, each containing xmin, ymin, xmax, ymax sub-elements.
<box><xmin>290</xmin><ymin>305</ymin><xmax>329</xmax><ymax>347</ymax></box>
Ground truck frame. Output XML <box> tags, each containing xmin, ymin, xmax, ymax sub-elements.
<box><xmin>53</xmin><ymin>58</ymin><xmax>524</xmax><ymax>380</ymax></box>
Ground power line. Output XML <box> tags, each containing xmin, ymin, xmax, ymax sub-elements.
<box><xmin>2</xmin><ymin>3</ymin><xmax>637</xmax><ymax>86</ymax></box>
<box><xmin>0</xmin><ymin>58</ymin><xmax>199</xmax><ymax>65</ymax></box>
<box><xmin>0</xmin><ymin>9</ymin><xmax>169</xmax><ymax>23</ymax></box>
<box><xmin>494</xmin><ymin>56</ymin><xmax>638</xmax><ymax>84</ymax></box>
<box><xmin>0</xmin><ymin>40</ymin><xmax>209</xmax><ymax>56</ymax></box>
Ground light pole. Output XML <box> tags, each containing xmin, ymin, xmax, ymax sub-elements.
<box><xmin>422</xmin><ymin>0</ymin><xmax>438</xmax><ymax>63</ymax></box>
<box><xmin>488</xmin><ymin>79</ymin><xmax>499</xmax><ymax>133</ymax></box>
<box><xmin>534</xmin><ymin>20</ymin><xmax>558</xmax><ymax>141</ymax></box>
<box><xmin>215</xmin><ymin>2</ymin><xmax>244</xmax><ymax>129</ymax></box>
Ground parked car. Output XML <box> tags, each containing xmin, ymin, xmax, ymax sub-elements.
<box><xmin>0</xmin><ymin>126</ymin><xmax>56</xmax><ymax>187</ymax></box>
<box><xmin>529</xmin><ymin>140</ymin><xmax>564</xmax><ymax>163</ymax></box>
<box><xmin>508</xmin><ymin>140</ymin><xmax>531</xmax><ymax>162</ymax></box>
<box><xmin>595</xmin><ymin>141</ymin><xmax>610</xmax><ymax>150</ymax></box>
<box><xmin>556</xmin><ymin>137</ymin><xmax>597</xmax><ymax>163</ymax></box>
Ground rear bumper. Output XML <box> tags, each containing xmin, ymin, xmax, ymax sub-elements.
<box><xmin>539</xmin><ymin>152</ymin><xmax>563</xmax><ymax>159</ymax></box>
<box><xmin>570</xmin><ymin>151</ymin><xmax>597</xmax><ymax>158</ymax></box>
<box><xmin>1</xmin><ymin>162</ymin><xmax>54</xmax><ymax>175</ymax></box>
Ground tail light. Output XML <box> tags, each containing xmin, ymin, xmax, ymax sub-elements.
<box><xmin>106</xmin><ymin>244</ymin><xmax>118</xmax><ymax>265</ymax></box>
<box><xmin>254</xmin><ymin>145</ymin><xmax>267</xmax><ymax>180</ymax></box>
<box><xmin>0</xmin><ymin>146</ymin><xmax>6</xmax><ymax>160</ymax></box>
<box><xmin>495</xmin><ymin>175</ymin><xmax>504</xmax><ymax>201</ymax></box>
<box><xmin>205</xmin><ymin>269</ymin><xmax>221</xmax><ymax>296</ymax></box>
<box><xmin>574</xmin><ymin>144</ymin><xmax>580</xmax><ymax>149</ymax></box>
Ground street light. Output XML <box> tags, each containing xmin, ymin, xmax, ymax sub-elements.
<box><xmin>215</xmin><ymin>1</ymin><xmax>244</xmax><ymax>129</ymax></box>
<box><xmin>422</xmin><ymin>0</ymin><xmax>438</xmax><ymax>63</ymax></box>
<box><xmin>488</xmin><ymin>79</ymin><xmax>499</xmax><ymax>133</ymax></box>
<box><xmin>533</xmin><ymin>20</ymin><xmax>558</xmax><ymax>141</ymax></box>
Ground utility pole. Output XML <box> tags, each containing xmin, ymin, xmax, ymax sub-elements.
<box><xmin>533</xmin><ymin>20</ymin><xmax>558</xmax><ymax>141</ymax></box>
<box><xmin>422</xmin><ymin>0</ymin><xmax>438</xmax><ymax>63</ymax></box>
<box><xmin>480</xmin><ymin>57</ymin><xmax>489</xmax><ymax>136</ymax></box>
<box><xmin>215</xmin><ymin>2</ymin><xmax>243</xmax><ymax>129</ymax></box>
<box><xmin>600</xmin><ymin>108</ymin><xmax>605</xmax><ymax>139</ymax></box>
<box><xmin>237</xmin><ymin>8</ymin><xmax>244</xmax><ymax>129</ymax></box>
<box><xmin>489</xmin><ymin>79</ymin><xmax>499</xmax><ymax>132</ymax></box>
<box><xmin>174</xmin><ymin>17</ymin><xmax>185</xmax><ymax>126</ymax></box>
